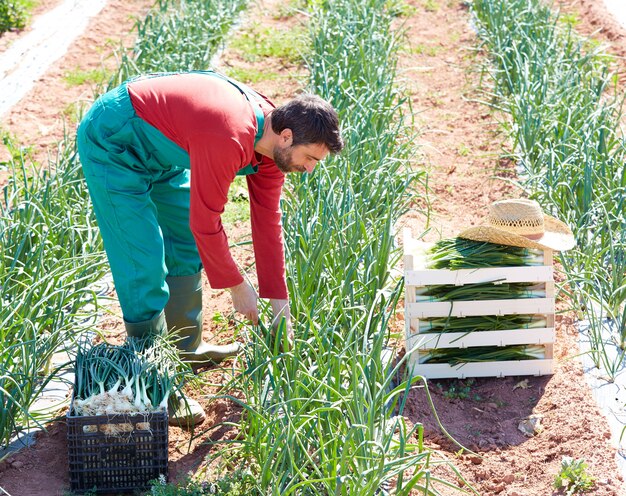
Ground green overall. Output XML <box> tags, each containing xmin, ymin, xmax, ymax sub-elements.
<box><xmin>77</xmin><ymin>72</ymin><xmax>264</xmax><ymax>337</ymax></box>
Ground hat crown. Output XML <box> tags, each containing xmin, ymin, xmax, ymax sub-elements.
<box><xmin>487</xmin><ymin>199</ymin><xmax>544</xmax><ymax>238</ymax></box>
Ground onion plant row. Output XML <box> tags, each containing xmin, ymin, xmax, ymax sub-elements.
<box><xmin>112</xmin><ymin>0</ymin><xmax>249</xmax><ymax>86</ymax></box>
<box><xmin>0</xmin><ymin>135</ymin><xmax>108</xmax><ymax>448</ymax></box>
<box><xmin>0</xmin><ymin>0</ymin><xmax>248</xmax><ymax>451</ymax></box>
<box><xmin>470</xmin><ymin>0</ymin><xmax>626</xmax><ymax>378</ymax></box>
<box><xmin>217</xmin><ymin>1</ymin><xmax>468</xmax><ymax>494</ymax></box>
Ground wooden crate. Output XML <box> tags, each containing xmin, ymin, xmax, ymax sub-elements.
<box><xmin>403</xmin><ymin>228</ymin><xmax>555</xmax><ymax>379</ymax></box>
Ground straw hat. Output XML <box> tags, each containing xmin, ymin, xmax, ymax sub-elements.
<box><xmin>458</xmin><ymin>199</ymin><xmax>576</xmax><ymax>251</ymax></box>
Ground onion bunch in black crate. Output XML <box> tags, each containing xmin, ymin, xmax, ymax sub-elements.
<box><xmin>73</xmin><ymin>335</ymin><xmax>190</xmax><ymax>435</ymax></box>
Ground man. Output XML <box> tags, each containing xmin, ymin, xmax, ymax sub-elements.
<box><xmin>76</xmin><ymin>70</ymin><xmax>343</xmax><ymax>425</ymax></box>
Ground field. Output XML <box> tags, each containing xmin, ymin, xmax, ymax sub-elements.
<box><xmin>0</xmin><ymin>0</ymin><xmax>625</xmax><ymax>494</ymax></box>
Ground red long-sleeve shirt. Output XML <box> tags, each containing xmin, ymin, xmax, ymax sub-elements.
<box><xmin>127</xmin><ymin>73</ymin><xmax>287</xmax><ymax>299</ymax></box>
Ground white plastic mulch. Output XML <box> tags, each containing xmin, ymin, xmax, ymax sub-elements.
<box><xmin>0</xmin><ymin>0</ymin><xmax>107</xmax><ymax>119</ymax></box>
<box><xmin>577</xmin><ymin>319</ymin><xmax>626</xmax><ymax>478</ymax></box>
<box><xmin>604</xmin><ymin>0</ymin><xmax>626</xmax><ymax>29</ymax></box>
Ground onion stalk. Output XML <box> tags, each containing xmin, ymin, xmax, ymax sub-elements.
<box><xmin>415</xmin><ymin>281</ymin><xmax>545</xmax><ymax>302</ymax></box>
<box><xmin>426</xmin><ymin>238</ymin><xmax>544</xmax><ymax>269</ymax></box>
<box><xmin>418</xmin><ymin>315</ymin><xmax>548</xmax><ymax>333</ymax></box>
<box><xmin>420</xmin><ymin>345</ymin><xmax>546</xmax><ymax>364</ymax></box>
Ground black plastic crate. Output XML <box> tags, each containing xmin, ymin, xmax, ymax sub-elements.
<box><xmin>67</xmin><ymin>406</ymin><xmax>168</xmax><ymax>494</ymax></box>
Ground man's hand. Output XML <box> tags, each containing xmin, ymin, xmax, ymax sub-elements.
<box><xmin>229</xmin><ymin>280</ymin><xmax>259</xmax><ymax>324</ymax></box>
<box><xmin>270</xmin><ymin>299</ymin><xmax>293</xmax><ymax>341</ymax></box>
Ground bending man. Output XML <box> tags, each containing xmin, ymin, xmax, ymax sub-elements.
<box><xmin>76</xmin><ymin>71</ymin><xmax>343</xmax><ymax>423</ymax></box>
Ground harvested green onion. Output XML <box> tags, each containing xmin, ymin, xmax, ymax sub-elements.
<box><xmin>415</xmin><ymin>281</ymin><xmax>545</xmax><ymax>301</ymax></box>
<box><xmin>418</xmin><ymin>315</ymin><xmax>547</xmax><ymax>333</ymax></box>
<box><xmin>73</xmin><ymin>335</ymin><xmax>190</xmax><ymax>433</ymax></box>
<box><xmin>426</xmin><ymin>238</ymin><xmax>544</xmax><ymax>269</ymax></box>
<box><xmin>420</xmin><ymin>345</ymin><xmax>546</xmax><ymax>364</ymax></box>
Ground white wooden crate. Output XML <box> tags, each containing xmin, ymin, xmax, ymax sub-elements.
<box><xmin>404</xmin><ymin>228</ymin><xmax>555</xmax><ymax>379</ymax></box>
<box><xmin>405</xmin><ymin>357</ymin><xmax>554</xmax><ymax>380</ymax></box>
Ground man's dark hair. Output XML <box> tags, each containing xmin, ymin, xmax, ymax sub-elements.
<box><xmin>271</xmin><ymin>94</ymin><xmax>344</xmax><ymax>153</ymax></box>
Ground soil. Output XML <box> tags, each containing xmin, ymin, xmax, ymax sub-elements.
<box><xmin>0</xmin><ymin>0</ymin><xmax>625</xmax><ymax>495</ymax></box>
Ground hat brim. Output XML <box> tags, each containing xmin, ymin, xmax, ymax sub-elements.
<box><xmin>458</xmin><ymin>215</ymin><xmax>576</xmax><ymax>252</ymax></box>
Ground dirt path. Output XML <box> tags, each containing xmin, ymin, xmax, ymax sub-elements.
<box><xmin>0</xmin><ymin>0</ymin><xmax>625</xmax><ymax>495</ymax></box>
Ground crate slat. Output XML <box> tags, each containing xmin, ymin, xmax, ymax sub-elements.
<box><xmin>409</xmin><ymin>359</ymin><xmax>554</xmax><ymax>380</ymax></box>
<box><xmin>407</xmin><ymin>298</ymin><xmax>555</xmax><ymax>319</ymax></box>
<box><xmin>406</xmin><ymin>265</ymin><xmax>553</xmax><ymax>286</ymax></box>
<box><xmin>407</xmin><ymin>327</ymin><xmax>554</xmax><ymax>349</ymax></box>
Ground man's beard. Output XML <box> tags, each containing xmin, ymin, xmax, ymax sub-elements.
<box><xmin>273</xmin><ymin>145</ymin><xmax>304</xmax><ymax>174</ymax></box>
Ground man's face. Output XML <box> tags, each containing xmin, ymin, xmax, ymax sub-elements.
<box><xmin>273</xmin><ymin>142</ymin><xmax>330</xmax><ymax>174</ymax></box>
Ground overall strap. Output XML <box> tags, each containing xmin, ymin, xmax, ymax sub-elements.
<box><xmin>193</xmin><ymin>71</ymin><xmax>265</xmax><ymax>176</ymax></box>
<box><xmin>129</xmin><ymin>71</ymin><xmax>266</xmax><ymax>175</ymax></box>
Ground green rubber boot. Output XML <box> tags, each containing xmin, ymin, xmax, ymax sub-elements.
<box><xmin>167</xmin><ymin>394</ymin><xmax>206</xmax><ymax>429</ymax></box>
<box><xmin>164</xmin><ymin>272</ymin><xmax>242</xmax><ymax>367</ymax></box>
<box><xmin>124</xmin><ymin>310</ymin><xmax>168</xmax><ymax>338</ymax></box>
<box><xmin>124</xmin><ymin>311</ymin><xmax>206</xmax><ymax>427</ymax></box>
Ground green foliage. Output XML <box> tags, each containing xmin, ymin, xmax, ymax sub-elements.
<box><xmin>553</xmin><ymin>457</ymin><xmax>596</xmax><ymax>495</ymax></box>
<box><xmin>421</xmin><ymin>0</ymin><xmax>440</xmax><ymax>12</ymax></box>
<box><xmin>223</xmin><ymin>66</ymin><xmax>280</xmax><ymax>84</ymax></box>
<box><xmin>1</xmin><ymin>130</ymin><xmax>32</xmax><ymax>166</ymax></box>
<box><xmin>0</xmin><ymin>131</ymin><xmax>108</xmax><ymax>448</ymax></box>
<box><xmin>274</xmin><ymin>0</ymin><xmax>308</xmax><ymax>19</ymax></box>
<box><xmin>407</xmin><ymin>42</ymin><xmax>442</xmax><ymax>57</ymax></box>
<box><xmin>149</xmin><ymin>475</ymin><xmax>209</xmax><ymax>496</ymax></box>
<box><xmin>436</xmin><ymin>379</ymin><xmax>476</xmax><ymax>400</ymax></box>
<box><xmin>222</xmin><ymin>196</ymin><xmax>249</xmax><ymax>224</ymax></box>
<box><xmin>223</xmin><ymin>176</ymin><xmax>250</xmax><ymax>224</ymax></box>
<box><xmin>211</xmin><ymin>311</ymin><xmax>230</xmax><ymax>334</ymax></box>
<box><xmin>229</xmin><ymin>22</ymin><xmax>308</xmax><ymax>64</ymax></box>
<box><xmin>559</xmin><ymin>11</ymin><xmax>580</xmax><ymax>28</ymax></box>
<box><xmin>112</xmin><ymin>0</ymin><xmax>250</xmax><ymax>85</ymax></box>
<box><xmin>206</xmin><ymin>467</ymin><xmax>258</xmax><ymax>495</ymax></box>
<box><xmin>457</xmin><ymin>142</ymin><xmax>470</xmax><ymax>156</ymax></box>
<box><xmin>217</xmin><ymin>0</ymin><xmax>470</xmax><ymax>493</ymax></box>
<box><xmin>149</xmin><ymin>470</ymin><xmax>258</xmax><ymax>496</ymax></box>
<box><xmin>385</xmin><ymin>0</ymin><xmax>417</xmax><ymax>17</ymax></box>
<box><xmin>64</xmin><ymin>67</ymin><xmax>110</xmax><ymax>88</ymax></box>
<box><xmin>61</xmin><ymin>101</ymin><xmax>84</xmax><ymax>125</ymax></box>
<box><xmin>0</xmin><ymin>0</ymin><xmax>31</xmax><ymax>33</ymax></box>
